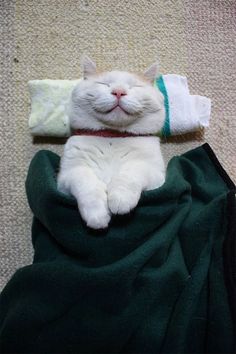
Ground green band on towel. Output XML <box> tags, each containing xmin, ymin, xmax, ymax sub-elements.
<box><xmin>155</xmin><ymin>76</ymin><xmax>171</xmax><ymax>137</ymax></box>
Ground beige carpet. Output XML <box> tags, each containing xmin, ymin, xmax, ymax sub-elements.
<box><xmin>1</xmin><ymin>0</ymin><xmax>235</xmax><ymax>290</ymax></box>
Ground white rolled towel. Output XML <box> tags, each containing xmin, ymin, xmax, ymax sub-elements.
<box><xmin>28</xmin><ymin>75</ymin><xmax>211</xmax><ymax>137</ymax></box>
<box><xmin>156</xmin><ymin>74</ymin><xmax>211</xmax><ymax>136</ymax></box>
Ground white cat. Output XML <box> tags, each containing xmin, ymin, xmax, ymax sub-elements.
<box><xmin>57</xmin><ymin>56</ymin><xmax>166</xmax><ymax>229</ymax></box>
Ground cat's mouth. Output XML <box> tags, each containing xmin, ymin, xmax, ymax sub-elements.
<box><xmin>94</xmin><ymin>103</ymin><xmax>137</xmax><ymax>116</ymax></box>
<box><xmin>105</xmin><ymin>104</ymin><xmax>130</xmax><ymax>115</ymax></box>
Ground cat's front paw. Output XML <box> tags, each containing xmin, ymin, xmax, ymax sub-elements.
<box><xmin>80</xmin><ymin>205</ymin><xmax>111</xmax><ymax>230</ymax></box>
<box><xmin>108</xmin><ymin>189</ymin><xmax>140</xmax><ymax>215</ymax></box>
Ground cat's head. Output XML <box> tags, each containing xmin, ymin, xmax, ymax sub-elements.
<box><xmin>69</xmin><ymin>56</ymin><xmax>165</xmax><ymax>134</ymax></box>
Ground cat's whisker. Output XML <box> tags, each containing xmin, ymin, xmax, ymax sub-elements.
<box><xmin>76</xmin><ymin>96</ymin><xmax>93</xmax><ymax>102</ymax></box>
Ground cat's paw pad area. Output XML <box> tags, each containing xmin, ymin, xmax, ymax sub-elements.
<box><xmin>108</xmin><ymin>190</ymin><xmax>140</xmax><ymax>215</ymax></box>
<box><xmin>80</xmin><ymin>205</ymin><xmax>111</xmax><ymax>230</ymax></box>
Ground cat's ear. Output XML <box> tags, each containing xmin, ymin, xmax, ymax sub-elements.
<box><xmin>143</xmin><ymin>62</ymin><xmax>159</xmax><ymax>82</ymax></box>
<box><xmin>81</xmin><ymin>55</ymin><xmax>97</xmax><ymax>79</ymax></box>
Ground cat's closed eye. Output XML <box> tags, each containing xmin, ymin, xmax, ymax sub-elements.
<box><xmin>132</xmin><ymin>84</ymin><xmax>144</xmax><ymax>88</ymax></box>
<box><xmin>95</xmin><ymin>81</ymin><xmax>110</xmax><ymax>87</ymax></box>
<box><xmin>95</xmin><ymin>81</ymin><xmax>144</xmax><ymax>89</ymax></box>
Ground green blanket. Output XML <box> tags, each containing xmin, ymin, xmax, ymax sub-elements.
<box><xmin>0</xmin><ymin>144</ymin><xmax>235</xmax><ymax>353</ymax></box>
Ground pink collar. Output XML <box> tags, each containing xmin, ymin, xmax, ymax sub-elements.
<box><xmin>72</xmin><ymin>129</ymin><xmax>152</xmax><ymax>138</ymax></box>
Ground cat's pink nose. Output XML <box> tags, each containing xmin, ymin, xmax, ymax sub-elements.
<box><xmin>111</xmin><ymin>88</ymin><xmax>127</xmax><ymax>99</ymax></box>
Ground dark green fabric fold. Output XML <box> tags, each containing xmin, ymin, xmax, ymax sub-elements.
<box><xmin>0</xmin><ymin>144</ymin><xmax>235</xmax><ymax>353</ymax></box>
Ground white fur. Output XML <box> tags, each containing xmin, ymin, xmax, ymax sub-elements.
<box><xmin>58</xmin><ymin>58</ymin><xmax>166</xmax><ymax>229</ymax></box>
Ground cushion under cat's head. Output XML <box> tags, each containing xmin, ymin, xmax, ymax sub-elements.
<box><xmin>69</xmin><ymin>56</ymin><xmax>165</xmax><ymax>134</ymax></box>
